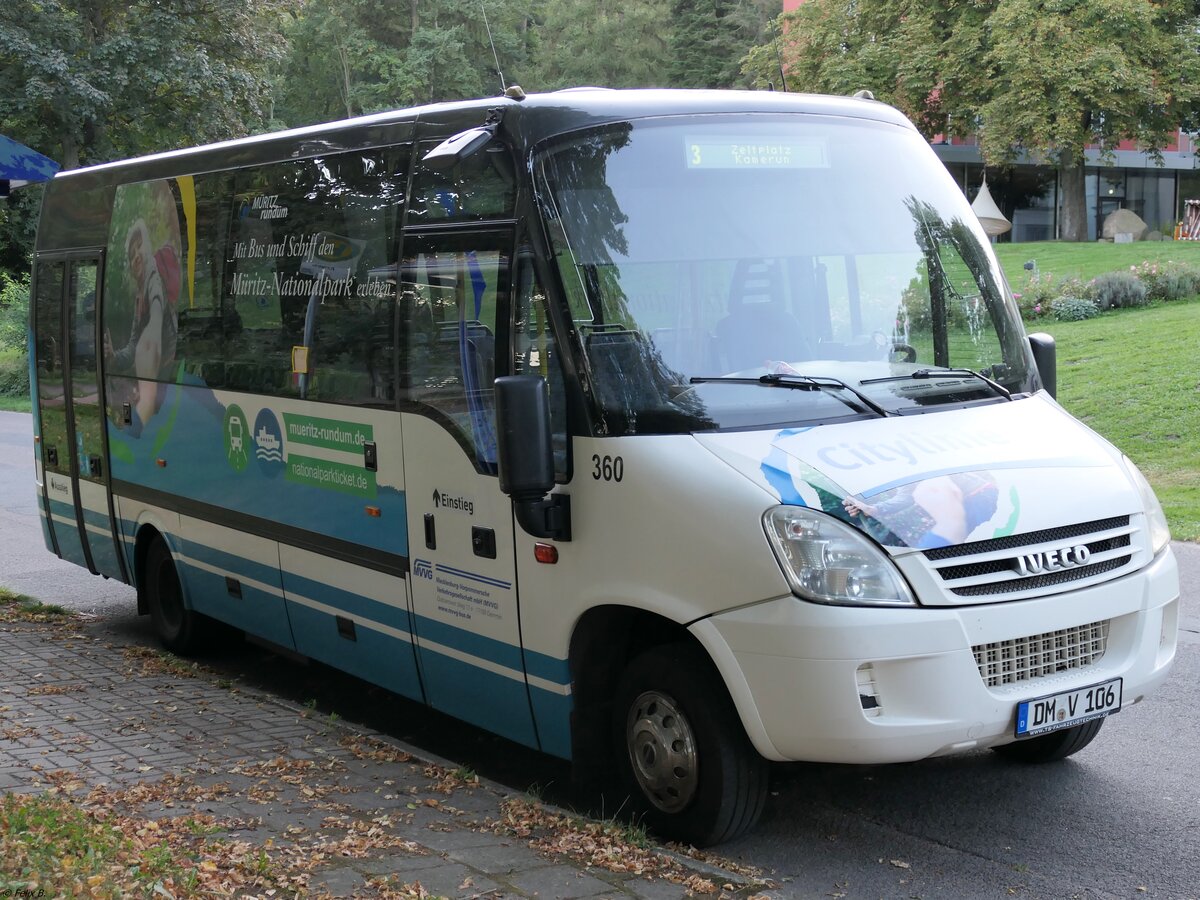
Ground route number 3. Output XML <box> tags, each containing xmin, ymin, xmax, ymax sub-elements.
<box><xmin>592</xmin><ymin>454</ymin><xmax>624</xmax><ymax>482</ymax></box>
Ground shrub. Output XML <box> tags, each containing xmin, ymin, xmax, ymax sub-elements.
<box><xmin>0</xmin><ymin>273</ymin><xmax>31</xmax><ymax>352</ymax></box>
<box><xmin>1088</xmin><ymin>272</ymin><xmax>1148</xmax><ymax>310</ymax></box>
<box><xmin>0</xmin><ymin>348</ymin><xmax>29</xmax><ymax>397</ymax></box>
<box><xmin>1129</xmin><ymin>260</ymin><xmax>1200</xmax><ymax>302</ymax></box>
<box><xmin>1049</xmin><ymin>296</ymin><xmax>1100</xmax><ymax>322</ymax></box>
<box><xmin>0</xmin><ymin>275</ymin><xmax>30</xmax><ymax>398</ymax></box>
<box><xmin>1013</xmin><ymin>273</ymin><xmax>1087</xmax><ymax>321</ymax></box>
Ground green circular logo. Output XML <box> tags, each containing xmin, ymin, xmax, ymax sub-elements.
<box><xmin>223</xmin><ymin>403</ymin><xmax>250</xmax><ymax>472</ymax></box>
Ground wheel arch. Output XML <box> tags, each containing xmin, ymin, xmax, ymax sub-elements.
<box><xmin>567</xmin><ymin>605</ymin><xmax>756</xmax><ymax>777</ymax></box>
<box><xmin>132</xmin><ymin>523</ymin><xmax>190</xmax><ymax>617</ymax></box>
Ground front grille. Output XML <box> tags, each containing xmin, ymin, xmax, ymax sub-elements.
<box><xmin>936</xmin><ymin>534</ymin><xmax>1131</xmax><ymax>582</ymax></box>
<box><xmin>973</xmin><ymin>620</ymin><xmax>1109</xmax><ymax>688</ymax></box>
<box><xmin>924</xmin><ymin>515</ymin><xmax>1138</xmax><ymax>601</ymax></box>
<box><xmin>925</xmin><ymin>516</ymin><xmax>1129</xmax><ymax>561</ymax></box>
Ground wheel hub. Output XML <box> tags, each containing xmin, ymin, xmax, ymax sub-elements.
<box><xmin>625</xmin><ymin>690</ymin><xmax>698</xmax><ymax>813</ymax></box>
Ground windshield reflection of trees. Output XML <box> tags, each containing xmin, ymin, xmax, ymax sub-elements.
<box><xmin>905</xmin><ymin>196</ymin><xmax>1027</xmax><ymax>389</ymax></box>
<box><xmin>541</xmin><ymin>125</ymin><xmax>715</xmax><ymax>435</ymax></box>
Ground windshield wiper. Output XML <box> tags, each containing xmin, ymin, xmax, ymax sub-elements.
<box><xmin>689</xmin><ymin>374</ymin><xmax>890</xmax><ymax>418</ymax></box>
<box><xmin>859</xmin><ymin>368</ymin><xmax>1012</xmax><ymax>400</ymax></box>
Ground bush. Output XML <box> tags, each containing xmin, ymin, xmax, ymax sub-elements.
<box><xmin>0</xmin><ymin>348</ymin><xmax>29</xmax><ymax>397</ymax></box>
<box><xmin>0</xmin><ymin>275</ymin><xmax>30</xmax><ymax>398</ymax></box>
<box><xmin>1012</xmin><ymin>273</ymin><xmax>1087</xmax><ymax>321</ymax></box>
<box><xmin>1089</xmin><ymin>272</ymin><xmax>1148</xmax><ymax>310</ymax></box>
<box><xmin>0</xmin><ymin>273</ymin><xmax>31</xmax><ymax>352</ymax></box>
<box><xmin>1129</xmin><ymin>260</ymin><xmax>1200</xmax><ymax>302</ymax></box>
<box><xmin>1049</xmin><ymin>296</ymin><xmax>1100</xmax><ymax>322</ymax></box>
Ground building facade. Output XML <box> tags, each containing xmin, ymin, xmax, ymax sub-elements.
<box><xmin>780</xmin><ymin>0</ymin><xmax>1200</xmax><ymax>242</ymax></box>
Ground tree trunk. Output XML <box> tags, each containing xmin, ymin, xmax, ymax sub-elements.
<box><xmin>1059</xmin><ymin>160</ymin><xmax>1088</xmax><ymax>242</ymax></box>
<box><xmin>61</xmin><ymin>132</ymin><xmax>79</xmax><ymax>171</ymax></box>
<box><xmin>336</xmin><ymin>39</ymin><xmax>354</xmax><ymax>118</ymax></box>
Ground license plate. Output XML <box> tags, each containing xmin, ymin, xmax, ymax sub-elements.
<box><xmin>1015</xmin><ymin>677</ymin><xmax>1122</xmax><ymax>737</ymax></box>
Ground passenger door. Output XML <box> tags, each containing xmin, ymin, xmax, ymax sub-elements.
<box><xmin>34</xmin><ymin>254</ymin><xmax>126</xmax><ymax>580</ymax></box>
<box><xmin>399</xmin><ymin>229</ymin><xmax>537</xmax><ymax>747</ymax></box>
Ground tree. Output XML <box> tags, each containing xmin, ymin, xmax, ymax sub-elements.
<box><xmin>745</xmin><ymin>0</ymin><xmax>1200</xmax><ymax>241</ymax></box>
<box><xmin>0</xmin><ymin>0</ymin><xmax>291</xmax><ymax>276</ymax></box>
<box><xmin>273</xmin><ymin>0</ymin><xmax>540</xmax><ymax>128</ymax></box>
<box><xmin>979</xmin><ymin>0</ymin><xmax>1200</xmax><ymax>241</ymax></box>
<box><xmin>0</xmin><ymin>0</ymin><xmax>292</xmax><ymax>169</ymax></box>
<box><xmin>667</xmin><ymin>0</ymin><xmax>777</xmax><ymax>90</ymax></box>
<box><xmin>526</xmin><ymin>0</ymin><xmax>672</xmax><ymax>91</ymax></box>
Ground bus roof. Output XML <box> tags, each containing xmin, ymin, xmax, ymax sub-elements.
<box><xmin>52</xmin><ymin>88</ymin><xmax>914</xmax><ymax>187</ymax></box>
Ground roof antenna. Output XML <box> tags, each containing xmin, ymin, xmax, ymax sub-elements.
<box><xmin>480</xmin><ymin>2</ymin><xmax>507</xmax><ymax>92</ymax></box>
<box><xmin>772</xmin><ymin>22</ymin><xmax>789</xmax><ymax>92</ymax></box>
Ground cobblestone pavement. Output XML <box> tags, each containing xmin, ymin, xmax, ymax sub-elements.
<box><xmin>0</xmin><ymin>614</ymin><xmax>776</xmax><ymax>898</ymax></box>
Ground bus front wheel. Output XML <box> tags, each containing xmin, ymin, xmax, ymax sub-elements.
<box><xmin>613</xmin><ymin>643</ymin><xmax>768</xmax><ymax>846</ymax></box>
<box><xmin>144</xmin><ymin>538</ymin><xmax>208</xmax><ymax>655</ymax></box>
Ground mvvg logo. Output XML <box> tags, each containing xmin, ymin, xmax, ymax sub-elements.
<box><xmin>413</xmin><ymin>559</ymin><xmax>434</xmax><ymax>580</ymax></box>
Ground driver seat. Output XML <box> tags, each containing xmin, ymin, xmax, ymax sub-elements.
<box><xmin>716</xmin><ymin>259</ymin><xmax>810</xmax><ymax>372</ymax></box>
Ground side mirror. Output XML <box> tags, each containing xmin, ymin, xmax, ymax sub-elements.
<box><xmin>1027</xmin><ymin>332</ymin><xmax>1056</xmax><ymax>399</ymax></box>
<box><xmin>495</xmin><ymin>375</ymin><xmax>571</xmax><ymax>541</ymax></box>
<box><xmin>422</xmin><ymin>126</ymin><xmax>496</xmax><ymax>167</ymax></box>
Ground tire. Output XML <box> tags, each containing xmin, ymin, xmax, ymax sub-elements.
<box><xmin>613</xmin><ymin>643</ymin><xmax>768</xmax><ymax>847</ymax></box>
<box><xmin>144</xmin><ymin>537</ymin><xmax>210</xmax><ymax>655</ymax></box>
<box><xmin>992</xmin><ymin>717</ymin><xmax>1105</xmax><ymax>763</ymax></box>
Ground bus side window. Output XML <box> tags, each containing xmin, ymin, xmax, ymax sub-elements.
<box><xmin>399</xmin><ymin>233</ymin><xmax>508</xmax><ymax>473</ymax></box>
<box><xmin>215</xmin><ymin>150</ymin><xmax>406</xmax><ymax>404</ymax></box>
<box><xmin>175</xmin><ymin>173</ymin><xmax>231</xmax><ymax>389</ymax></box>
<box><xmin>512</xmin><ymin>251</ymin><xmax>568</xmax><ymax>479</ymax></box>
<box><xmin>34</xmin><ymin>262</ymin><xmax>67</xmax><ymax>471</ymax></box>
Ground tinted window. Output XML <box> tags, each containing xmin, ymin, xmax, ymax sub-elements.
<box><xmin>399</xmin><ymin>231</ymin><xmax>510</xmax><ymax>471</ymax></box>
<box><xmin>224</xmin><ymin>149</ymin><xmax>407</xmax><ymax>405</ymax></box>
<box><xmin>408</xmin><ymin>142</ymin><xmax>516</xmax><ymax>225</ymax></box>
<box><xmin>34</xmin><ymin>261</ymin><xmax>67</xmax><ymax>472</ymax></box>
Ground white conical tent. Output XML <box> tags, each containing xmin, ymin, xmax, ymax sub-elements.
<box><xmin>971</xmin><ymin>178</ymin><xmax>1012</xmax><ymax>236</ymax></box>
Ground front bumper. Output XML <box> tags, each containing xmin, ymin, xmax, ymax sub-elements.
<box><xmin>693</xmin><ymin>547</ymin><xmax>1179</xmax><ymax>763</ymax></box>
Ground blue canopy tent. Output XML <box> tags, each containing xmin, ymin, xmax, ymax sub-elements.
<box><xmin>0</xmin><ymin>134</ymin><xmax>60</xmax><ymax>198</ymax></box>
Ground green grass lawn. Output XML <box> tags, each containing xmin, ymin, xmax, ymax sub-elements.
<box><xmin>0</xmin><ymin>396</ymin><xmax>31</xmax><ymax>412</ymax></box>
<box><xmin>995</xmin><ymin>239</ymin><xmax>1200</xmax><ymax>289</ymax></box>
<box><xmin>1036</xmin><ymin>296</ymin><xmax>1200</xmax><ymax>541</ymax></box>
<box><xmin>984</xmin><ymin>240</ymin><xmax>1199</xmax><ymax>539</ymax></box>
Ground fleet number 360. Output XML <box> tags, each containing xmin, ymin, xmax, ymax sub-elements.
<box><xmin>591</xmin><ymin>454</ymin><xmax>624</xmax><ymax>482</ymax></box>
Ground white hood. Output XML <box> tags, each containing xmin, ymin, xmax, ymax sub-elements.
<box><xmin>694</xmin><ymin>394</ymin><xmax>1138</xmax><ymax>551</ymax></box>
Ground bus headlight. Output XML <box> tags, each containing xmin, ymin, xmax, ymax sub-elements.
<box><xmin>764</xmin><ymin>507</ymin><xmax>916</xmax><ymax>606</ymax></box>
<box><xmin>1121</xmin><ymin>456</ymin><xmax>1171</xmax><ymax>555</ymax></box>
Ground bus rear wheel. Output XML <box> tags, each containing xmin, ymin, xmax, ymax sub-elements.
<box><xmin>613</xmin><ymin>643</ymin><xmax>768</xmax><ymax>847</ymax></box>
<box><xmin>144</xmin><ymin>538</ymin><xmax>210</xmax><ymax>655</ymax></box>
<box><xmin>992</xmin><ymin>718</ymin><xmax>1105</xmax><ymax>763</ymax></box>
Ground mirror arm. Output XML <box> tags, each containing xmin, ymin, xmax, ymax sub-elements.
<box><xmin>514</xmin><ymin>494</ymin><xmax>572</xmax><ymax>542</ymax></box>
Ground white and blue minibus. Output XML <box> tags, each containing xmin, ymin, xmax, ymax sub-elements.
<box><xmin>29</xmin><ymin>88</ymin><xmax>1179</xmax><ymax>845</ymax></box>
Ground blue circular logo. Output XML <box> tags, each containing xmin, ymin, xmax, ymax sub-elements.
<box><xmin>253</xmin><ymin>408</ymin><xmax>285</xmax><ymax>477</ymax></box>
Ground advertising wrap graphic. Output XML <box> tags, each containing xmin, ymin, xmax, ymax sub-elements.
<box><xmin>703</xmin><ymin>396</ymin><xmax>1127</xmax><ymax>550</ymax></box>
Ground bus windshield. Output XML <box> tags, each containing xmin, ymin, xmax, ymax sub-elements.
<box><xmin>533</xmin><ymin>114</ymin><xmax>1035</xmax><ymax>435</ymax></box>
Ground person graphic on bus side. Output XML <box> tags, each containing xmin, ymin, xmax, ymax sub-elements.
<box><xmin>104</xmin><ymin>219</ymin><xmax>181</xmax><ymax>431</ymax></box>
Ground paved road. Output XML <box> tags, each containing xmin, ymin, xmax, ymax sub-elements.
<box><xmin>3</xmin><ymin>409</ymin><xmax>1199</xmax><ymax>898</ymax></box>
<box><xmin>0</xmin><ymin>411</ymin><xmax>135</xmax><ymax>615</ymax></box>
